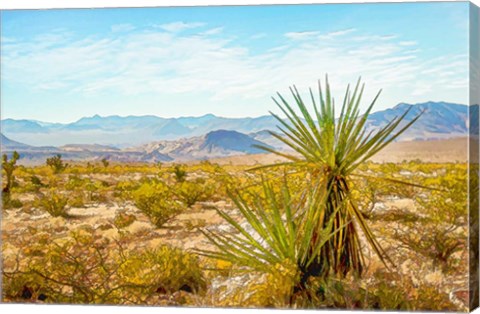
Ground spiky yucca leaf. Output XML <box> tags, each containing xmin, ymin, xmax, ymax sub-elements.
<box><xmin>196</xmin><ymin>179</ymin><xmax>347</xmax><ymax>285</ymax></box>
<box><xmin>253</xmin><ymin>77</ymin><xmax>422</xmax><ymax>277</ymax></box>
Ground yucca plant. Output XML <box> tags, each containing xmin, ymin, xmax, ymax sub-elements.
<box><xmin>253</xmin><ymin>77</ymin><xmax>422</xmax><ymax>278</ymax></box>
<box><xmin>197</xmin><ymin>178</ymin><xmax>346</xmax><ymax>298</ymax></box>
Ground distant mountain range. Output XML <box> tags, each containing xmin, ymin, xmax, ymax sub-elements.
<box><xmin>1</xmin><ymin>133</ymin><xmax>30</xmax><ymax>150</ymax></box>
<box><xmin>1</xmin><ymin>101</ymin><xmax>476</xmax><ymax>164</ymax></box>
<box><xmin>0</xmin><ymin>130</ymin><xmax>272</xmax><ymax>164</ymax></box>
<box><xmin>1</xmin><ymin>101</ymin><xmax>473</xmax><ymax>148</ymax></box>
<box><xmin>128</xmin><ymin>129</ymin><xmax>272</xmax><ymax>162</ymax></box>
<box><xmin>0</xmin><ymin>113</ymin><xmax>280</xmax><ymax>147</ymax></box>
<box><xmin>365</xmin><ymin>102</ymin><xmax>471</xmax><ymax>140</ymax></box>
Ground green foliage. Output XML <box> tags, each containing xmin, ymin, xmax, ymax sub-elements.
<box><xmin>3</xmin><ymin>227</ymin><xmax>206</xmax><ymax>305</ymax></box>
<box><xmin>6</xmin><ymin>198</ymin><xmax>23</xmax><ymax>208</ymax></box>
<box><xmin>36</xmin><ymin>191</ymin><xmax>69</xmax><ymax>217</ymax></box>
<box><xmin>113</xmin><ymin>211</ymin><xmax>136</xmax><ymax>229</ymax></box>
<box><xmin>3</xmin><ymin>229</ymin><xmax>112</xmax><ymax>304</ymax></box>
<box><xmin>389</xmin><ymin>167</ymin><xmax>467</xmax><ymax>273</ymax></box>
<box><xmin>174</xmin><ymin>179</ymin><xmax>214</xmax><ymax>207</ymax></box>
<box><xmin>132</xmin><ymin>181</ymin><xmax>182</xmax><ymax>227</ymax></box>
<box><xmin>2</xmin><ymin>151</ymin><xmax>20</xmax><ymax>191</ymax></box>
<box><xmin>252</xmin><ymin>77</ymin><xmax>421</xmax><ymax>277</ymax></box>
<box><xmin>67</xmin><ymin>193</ymin><xmax>86</xmax><ymax>208</ymax></box>
<box><xmin>2</xmin><ymin>151</ymin><xmax>20</xmax><ymax>209</ymax></box>
<box><xmin>198</xmin><ymin>178</ymin><xmax>341</xmax><ymax>304</ymax></box>
<box><xmin>173</xmin><ymin>164</ymin><xmax>187</xmax><ymax>183</ymax></box>
<box><xmin>101</xmin><ymin>158</ymin><xmax>109</xmax><ymax>168</ymax></box>
<box><xmin>65</xmin><ymin>175</ymin><xmax>88</xmax><ymax>191</ymax></box>
<box><xmin>184</xmin><ymin>219</ymin><xmax>207</xmax><ymax>231</ymax></box>
<box><xmin>29</xmin><ymin>175</ymin><xmax>46</xmax><ymax>192</ymax></box>
<box><xmin>114</xmin><ymin>180</ymin><xmax>141</xmax><ymax>201</ymax></box>
<box><xmin>46</xmin><ymin>154</ymin><xmax>68</xmax><ymax>174</ymax></box>
<box><xmin>118</xmin><ymin>246</ymin><xmax>206</xmax><ymax>296</ymax></box>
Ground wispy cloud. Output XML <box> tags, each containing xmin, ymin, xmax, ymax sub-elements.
<box><xmin>1</xmin><ymin>36</ymin><xmax>16</xmax><ymax>43</ymax></box>
<box><xmin>201</xmin><ymin>27</ymin><xmax>223</xmax><ymax>36</ymax></box>
<box><xmin>318</xmin><ymin>28</ymin><xmax>356</xmax><ymax>39</ymax></box>
<box><xmin>353</xmin><ymin>34</ymin><xmax>397</xmax><ymax>42</ymax></box>
<box><xmin>399</xmin><ymin>41</ymin><xmax>417</xmax><ymax>46</ymax></box>
<box><xmin>2</xmin><ymin>24</ymin><xmax>468</xmax><ymax>113</ymax></box>
<box><xmin>156</xmin><ymin>21</ymin><xmax>205</xmax><ymax>32</ymax></box>
<box><xmin>284</xmin><ymin>31</ymin><xmax>319</xmax><ymax>40</ymax></box>
<box><xmin>111</xmin><ymin>24</ymin><xmax>135</xmax><ymax>33</ymax></box>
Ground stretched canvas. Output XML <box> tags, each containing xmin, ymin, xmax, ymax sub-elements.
<box><xmin>1</xmin><ymin>1</ymin><xmax>479</xmax><ymax>312</ymax></box>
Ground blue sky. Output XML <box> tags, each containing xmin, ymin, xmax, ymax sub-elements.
<box><xmin>1</xmin><ymin>2</ymin><xmax>469</xmax><ymax>123</ymax></box>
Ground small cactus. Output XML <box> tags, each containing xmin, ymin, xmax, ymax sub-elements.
<box><xmin>101</xmin><ymin>158</ymin><xmax>109</xmax><ymax>168</ymax></box>
<box><xmin>2</xmin><ymin>151</ymin><xmax>19</xmax><ymax>195</ymax></box>
<box><xmin>173</xmin><ymin>164</ymin><xmax>187</xmax><ymax>183</ymax></box>
<box><xmin>46</xmin><ymin>154</ymin><xmax>68</xmax><ymax>174</ymax></box>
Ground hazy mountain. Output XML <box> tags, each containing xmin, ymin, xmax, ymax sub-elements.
<box><xmin>1</xmin><ymin>102</ymin><xmax>474</xmax><ymax>147</ymax></box>
<box><xmin>60</xmin><ymin>144</ymin><xmax>121</xmax><ymax>152</ymax></box>
<box><xmin>134</xmin><ymin>130</ymin><xmax>272</xmax><ymax>161</ymax></box>
<box><xmin>366</xmin><ymin>102</ymin><xmax>469</xmax><ymax>140</ymax></box>
<box><xmin>2</xmin><ymin>119</ymin><xmax>49</xmax><ymax>134</ymax></box>
<box><xmin>249</xmin><ymin>130</ymin><xmax>287</xmax><ymax>150</ymax></box>
<box><xmin>1</xmin><ymin>133</ymin><xmax>31</xmax><ymax>150</ymax></box>
<box><xmin>201</xmin><ymin>130</ymin><xmax>269</xmax><ymax>154</ymax></box>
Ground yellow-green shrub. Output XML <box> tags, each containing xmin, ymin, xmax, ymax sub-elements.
<box><xmin>36</xmin><ymin>191</ymin><xmax>69</xmax><ymax>217</ymax></box>
<box><xmin>114</xmin><ymin>180</ymin><xmax>141</xmax><ymax>201</ymax></box>
<box><xmin>118</xmin><ymin>246</ymin><xmax>206</xmax><ymax>296</ymax></box>
<box><xmin>65</xmin><ymin>175</ymin><xmax>89</xmax><ymax>191</ymax></box>
<box><xmin>113</xmin><ymin>212</ymin><xmax>136</xmax><ymax>229</ymax></box>
<box><xmin>174</xmin><ymin>179</ymin><xmax>214</xmax><ymax>208</ymax></box>
<box><xmin>68</xmin><ymin>193</ymin><xmax>86</xmax><ymax>208</ymax></box>
<box><xmin>132</xmin><ymin>181</ymin><xmax>181</xmax><ymax>227</ymax></box>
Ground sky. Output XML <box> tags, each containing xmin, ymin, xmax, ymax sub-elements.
<box><xmin>0</xmin><ymin>2</ymin><xmax>470</xmax><ymax>123</ymax></box>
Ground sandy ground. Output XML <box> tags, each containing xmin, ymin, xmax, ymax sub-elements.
<box><xmin>369</xmin><ymin>137</ymin><xmax>471</xmax><ymax>163</ymax></box>
<box><xmin>188</xmin><ymin>137</ymin><xmax>471</xmax><ymax>166</ymax></box>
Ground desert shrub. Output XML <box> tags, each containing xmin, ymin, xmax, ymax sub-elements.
<box><xmin>114</xmin><ymin>180</ymin><xmax>141</xmax><ymax>201</ymax></box>
<box><xmin>406</xmin><ymin>282</ymin><xmax>459</xmax><ymax>311</ymax></box>
<box><xmin>287</xmin><ymin>277</ymin><xmax>387</xmax><ymax>310</ymax></box>
<box><xmin>118</xmin><ymin>246</ymin><xmax>206</xmax><ymax>298</ymax></box>
<box><xmin>46</xmin><ymin>154</ymin><xmax>68</xmax><ymax>174</ymax></box>
<box><xmin>45</xmin><ymin>173</ymin><xmax>60</xmax><ymax>188</ymax></box>
<box><xmin>113</xmin><ymin>211</ymin><xmax>136</xmax><ymax>229</ymax></box>
<box><xmin>2</xmin><ymin>151</ymin><xmax>20</xmax><ymax>209</ymax></box>
<box><xmin>368</xmin><ymin>271</ymin><xmax>458</xmax><ymax>311</ymax></box>
<box><xmin>85</xmin><ymin>181</ymin><xmax>98</xmax><ymax>201</ymax></box>
<box><xmin>350</xmin><ymin>178</ymin><xmax>383</xmax><ymax>219</ymax></box>
<box><xmin>65</xmin><ymin>175</ymin><xmax>89</xmax><ymax>191</ymax></box>
<box><xmin>390</xmin><ymin>168</ymin><xmax>467</xmax><ymax>273</ymax></box>
<box><xmin>392</xmin><ymin>223</ymin><xmax>465</xmax><ymax>273</ymax></box>
<box><xmin>174</xmin><ymin>179</ymin><xmax>215</xmax><ymax>208</ymax></box>
<box><xmin>2</xmin><ymin>151</ymin><xmax>19</xmax><ymax>192</ymax></box>
<box><xmin>172</xmin><ymin>164</ymin><xmax>187</xmax><ymax>183</ymax></box>
<box><xmin>3</xmin><ymin>229</ymin><xmax>125</xmax><ymax>304</ymax></box>
<box><xmin>287</xmin><ymin>272</ymin><xmax>457</xmax><ymax>311</ymax></box>
<box><xmin>6</xmin><ymin>198</ymin><xmax>23</xmax><ymax>209</ymax></box>
<box><xmin>36</xmin><ymin>191</ymin><xmax>69</xmax><ymax>217</ymax></box>
<box><xmin>101</xmin><ymin>158</ymin><xmax>109</xmax><ymax>168</ymax></box>
<box><xmin>30</xmin><ymin>175</ymin><xmax>45</xmax><ymax>191</ymax></box>
<box><xmin>132</xmin><ymin>181</ymin><xmax>182</xmax><ymax>227</ymax></box>
<box><xmin>184</xmin><ymin>219</ymin><xmax>207</xmax><ymax>231</ymax></box>
<box><xmin>83</xmin><ymin>180</ymin><xmax>110</xmax><ymax>203</ymax></box>
<box><xmin>68</xmin><ymin>193</ymin><xmax>86</xmax><ymax>208</ymax></box>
